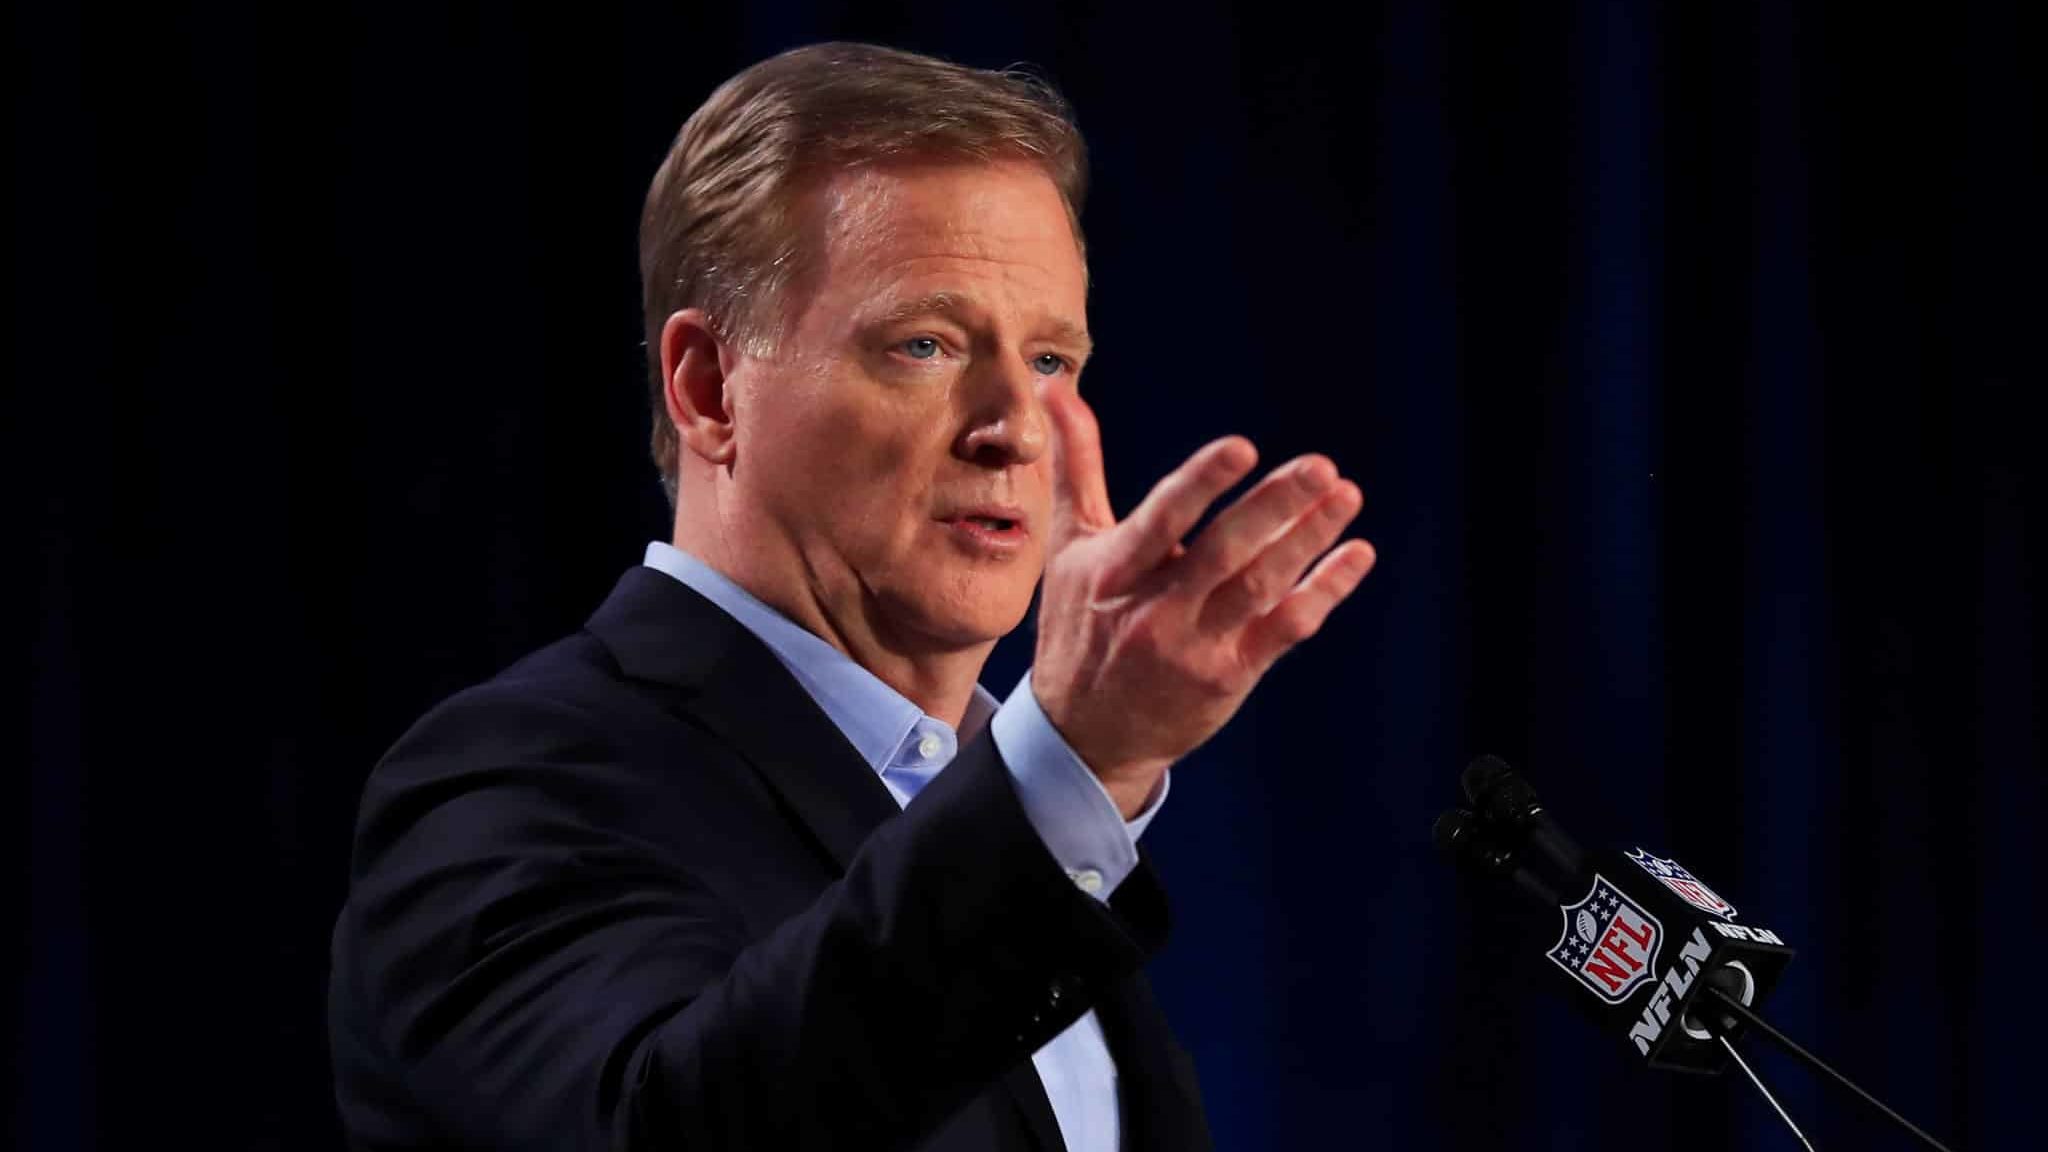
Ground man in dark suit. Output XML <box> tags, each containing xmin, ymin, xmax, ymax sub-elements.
<box><xmin>329</xmin><ymin>42</ymin><xmax>1375</xmax><ymax>1151</ymax></box>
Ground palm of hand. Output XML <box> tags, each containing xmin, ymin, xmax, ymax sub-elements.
<box><xmin>1027</xmin><ymin>381</ymin><xmax>1377</xmax><ymax>817</ymax></box>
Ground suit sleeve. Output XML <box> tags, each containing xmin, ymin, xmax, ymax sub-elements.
<box><xmin>336</xmin><ymin>689</ymin><xmax>1170</xmax><ymax>1151</ymax></box>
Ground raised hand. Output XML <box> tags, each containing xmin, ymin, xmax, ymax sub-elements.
<box><xmin>1029</xmin><ymin>380</ymin><xmax>1378</xmax><ymax>818</ymax></box>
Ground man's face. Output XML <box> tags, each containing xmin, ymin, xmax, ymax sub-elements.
<box><xmin>724</xmin><ymin>159</ymin><xmax>1091</xmax><ymax>654</ymax></box>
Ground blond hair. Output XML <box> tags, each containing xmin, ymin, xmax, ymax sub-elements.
<box><xmin>637</xmin><ymin>42</ymin><xmax>1089</xmax><ymax>500</ymax></box>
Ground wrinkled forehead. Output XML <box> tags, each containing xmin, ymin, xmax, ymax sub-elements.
<box><xmin>804</xmin><ymin>158</ymin><xmax>1088</xmax><ymax>298</ymax></box>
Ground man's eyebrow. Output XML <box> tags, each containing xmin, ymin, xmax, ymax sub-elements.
<box><xmin>869</xmin><ymin>292</ymin><xmax>968</xmax><ymax>329</ymax></box>
<box><xmin>868</xmin><ymin>291</ymin><xmax>1094</xmax><ymax>356</ymax></box>
<box><xmin>1040</xmin><ymin>316</ymin><xmax>1095</xmax><ymax>357</ymax></box>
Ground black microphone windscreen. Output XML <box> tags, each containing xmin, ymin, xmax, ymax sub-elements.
<box><xmin>1460</xmin><ymin>754</ymin><xmax>1514</xmax><ymax>807</ymax></box>
<box><xmin>1432</xmin><ymin>809</ymin><xmax>1475</xmax><ymax>854</ymax></box>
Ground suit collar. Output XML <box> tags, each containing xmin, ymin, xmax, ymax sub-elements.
<box><xmin>584</xmin><ymin>565</ymin><xmax>902</xmax><ymax>871</ymax></box>
<box><xmin>639</xmin><ymin>543</ymin><xmax>924</xmax><ymax>773</ymax></box>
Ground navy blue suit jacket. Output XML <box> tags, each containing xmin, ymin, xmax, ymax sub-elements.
<box><xmin>328</xmin><ymin>566</ymin><xmax>1212</xmax><ymax>1151</ymax></box>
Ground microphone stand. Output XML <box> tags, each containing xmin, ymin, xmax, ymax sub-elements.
<box><xmin>1715</xmin><ymin>1035</ymin><xmax>1816</xmax><ymax>1152</ymax></box>
<box><xmin>1700</xmin><ymin>985</ymin><xmax>1955</xmax><ymax>1152</ymax></box>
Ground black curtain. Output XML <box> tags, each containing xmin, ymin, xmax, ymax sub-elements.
<box><xmin>17</xmin><ymin>2</ymin><xmax>2040</xmax><ymax>1148</ymax></box>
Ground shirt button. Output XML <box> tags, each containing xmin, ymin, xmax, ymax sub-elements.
<box><xmin>916</xmin><ymin>733</ymin><xmax>943</xmax><ymax>760</ymax></box>
<box><xmin>1069</xmin><ymin>868</ymin><xmax>1104</xmax><ymax>895</ymax></box>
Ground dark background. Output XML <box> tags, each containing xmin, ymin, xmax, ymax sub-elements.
<box><xmin>17</xmin><ymin>1</ymin><xmax>2042</xmax><ymax>1148</ymax></box>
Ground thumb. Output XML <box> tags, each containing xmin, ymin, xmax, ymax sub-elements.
<box><xmin>1042</xmin><ymin>382</ymin><xmax>1117</xmax><ymax>544</ymax></box>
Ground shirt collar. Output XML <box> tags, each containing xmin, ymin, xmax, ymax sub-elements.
<box><xmin>641</xmin><ymin>542</ymin><xmax>997</xmax><ymax>774</ymax></box>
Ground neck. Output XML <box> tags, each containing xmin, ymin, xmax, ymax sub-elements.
<box><xmin>673</xmin><ymin>506</ymin><xmax>991</xmax><ymax>730</ymax></box>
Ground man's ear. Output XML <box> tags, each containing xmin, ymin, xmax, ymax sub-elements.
<box><xmin>660</xmin><ymin>308</ymin><xmax>739</xmax><ymax>465</ymax></box>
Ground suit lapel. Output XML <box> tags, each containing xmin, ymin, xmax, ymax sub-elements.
<box><xmin>1094</xmin><ymin>973</ymin><xmax>1212</xmax><ymax>1152</ymax></box>
<box><xmin>587</xmin><ymin>565</ymin><xmax>1138</xmax><ymax>1152</ymax></box>
<box><xmin>1000</xmin><ymin>1062</ymin><xmax>1067</xmax><ymax>1152</ymax></box>
<box><xmin>584</xmin><ymin>566</ymin><xmax>901</xmax><ymax>871</ymax></box>
<box><xmin>999</xmin><ymin>972</ymin><xmax>1208</xmax><ymax>1152</ymax></box>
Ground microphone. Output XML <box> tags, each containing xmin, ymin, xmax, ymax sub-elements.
<box><xmin>1459</xmin><ymin>754</ymin><xmax>1588</xmax><ymax>883</ymax></box>
<box><xmin>1435</xmin><ymin>756</ymin><xmax>1795</xmax><ymax>1074</ymax></box>
<box><xmin>1432</xmin><ymin>808</ymin><xmax>1561</xmax><ymax>908</ymax></box>
<box><xmin>1435</xmin><ymin>756</ymin><xmax>1958</xmax><ymax>1151</ymax></box>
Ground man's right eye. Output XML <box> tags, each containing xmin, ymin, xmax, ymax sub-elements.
<box><xmin>902</xmin><ymin>337</ymin><xmax>941</xmax><ymax>360</ymax></box>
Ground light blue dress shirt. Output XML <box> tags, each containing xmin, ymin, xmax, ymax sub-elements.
<box><xmin>642</xmin><ymin>543</ymin><xmax>1167</xmax><ymax>1152</ymax></box>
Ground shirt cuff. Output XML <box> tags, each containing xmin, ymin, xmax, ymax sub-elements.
<box><xmin>989</xmin><ymin>670</ymin><xmax>1171</xmax><ymax>901</ymax></box>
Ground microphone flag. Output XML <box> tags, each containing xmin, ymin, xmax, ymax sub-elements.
<box><xmin>1545</xmin><ymin>874</ymin><xmax>1665</xmax><ymax>1005</ymax></box>
<box><xmin>1626</xmin><ymin>848</ymin><xmax>1739</xmax><ymax>921</ymax></box>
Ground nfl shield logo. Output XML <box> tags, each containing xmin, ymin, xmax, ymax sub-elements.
<box><xmin>1547</xmin><ymin>875</ymin><xmax>1665</xmax><ymax>1005</ymax></box>
<box><xmin>1626</xmin><ymin>848</ymin><xmax>1739</xmax><ymax>920</ymax></box>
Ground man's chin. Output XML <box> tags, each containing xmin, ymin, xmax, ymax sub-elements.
<box><xmin>881</xmin><ymin>585</ymin><xmax>1036</xmax><ymax>652</ymax></box>
<box><xmin>925</xmin><ymin>605</ymin><xmax>1034</xmax><ymax>649</ymax></box>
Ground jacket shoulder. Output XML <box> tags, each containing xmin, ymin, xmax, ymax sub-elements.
<box><xmin>343</xmin><ymin>624</ymin><xmax>729</xmax><ymax>878</ymax></box>
<box><xmin>381</xmin><ymin>627</ymin><xmax>679</xmax><ymax>771</ymax></box>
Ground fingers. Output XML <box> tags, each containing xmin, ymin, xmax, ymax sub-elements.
<box><xmin>1238</xmin><ymin>539</ymin><xmax>1377</xmax><ymax>673</ymax></box>
<box><xmin>1174</xmin><ymin>454</ymin><xmax>1341</xmax><ymax>595</ymax></box>
<box><xmin>1041</xmin><ymin>383</ymin><xmax>1118</xmax><ymax>545</ymax></box>
<box><xmin>1096</xmin><ymin>436</ymin><xmax>1258</xmax><ymax>596</ymax></box>
<box><xmin>1198</xmin><ymin>480</ymin><xmax>1362</xmax><ymax>633</ymax></box>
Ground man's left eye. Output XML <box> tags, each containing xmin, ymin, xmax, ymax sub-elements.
<box><xmin>903</xmin><ymin>337</ymin><xmax>941</xmax><ymax>360</ymax></box>
<box><xmin>1031</xmin><ymin>353</ymin><xmax>1069</xmax><ymax>375</ymax></box>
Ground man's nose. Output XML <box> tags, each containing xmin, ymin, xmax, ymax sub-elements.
<box><xmin>954</xmin><ymin>357</ymin><xmax>1049</xmax><ymax>468</ymax></box>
